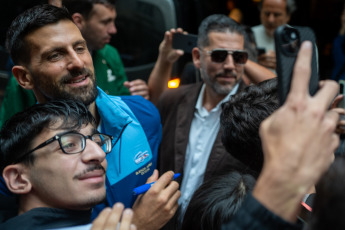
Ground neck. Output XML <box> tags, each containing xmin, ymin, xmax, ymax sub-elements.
<box><xmin>88</xmin><ymin>102</ymin><xmax>100</xmax><ymax>126</ymax></box>
<box><xmin>202</xmin><ymin>86</ymin><xmax>226</xmax><ymax>112</ymax></box>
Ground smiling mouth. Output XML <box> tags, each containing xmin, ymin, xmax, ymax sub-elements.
<box><xmin>70</xmin><ymin>76</ymin><xmax>86</xmax><ymax>83</ymax></box>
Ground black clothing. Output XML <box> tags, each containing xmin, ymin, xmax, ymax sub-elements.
<box><xmin>221</xmin><ymin>194</ymin><xmax>303</xmax><ymax>230</ymax></box>
<box><xmin>0</xmin><ymin>207</ymin><xmax>91</xmax><ymax>230</ymax></box>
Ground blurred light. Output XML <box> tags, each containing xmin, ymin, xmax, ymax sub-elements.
<box><xmin>168</xmin><ymin>78</ymin><xmax>180</xmax><ymax>88</ymax></box>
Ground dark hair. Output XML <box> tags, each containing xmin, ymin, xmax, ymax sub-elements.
<box><xmin>197</xmin><ymin>14</ymin><xmax>246</xmax><ymax>48</ymax></box>
<box><xmin>308</xmin><ymin>156</ymin><xmax>345</xmax><ymax>229</ymax></box>
<box><xmin>220</xmin><ymin>78</ymin><xmax>279</xmax><ymax>175</ymax></box>
<box><xmin>62</xmin><ymin>0</ymin><xmax>115</xmax><ymax>19</ymax></box>
<box><xmin>181</xmin><ymin>171</ymin><xmax>255</xmax><ymax>230</ymax></box>
<box><xmin>259</xmin><ymin>0</ymin><xmax>296</xmax><ymax>15</ymax></box>
<box><xmin>6</xmin><ymin>4</ymin><xmax>73</xmax><ymax>65</ymax></box>
<box><xmin>0</xmin><ymin>99</ymin><xmax>95</xmax><ymax>172</ymax></box>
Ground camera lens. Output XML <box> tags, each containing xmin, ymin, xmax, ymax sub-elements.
<box><xmin>290</xmin><ymin>31</ymin><xmax>297</xmax><ymax>40</ymax></box>
<box><xmin>281</xmin><ymin>27</ymin><xmax>300</xmax><ymax>55</ymax></box>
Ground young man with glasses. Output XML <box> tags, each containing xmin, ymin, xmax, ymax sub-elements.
<box><xmin>156</xmin><ymin>14</ymin><xmax>254</xmax><ymax>219</ymax></box>
<box><xmin>0</xmin><ymin>99</ymin><xmax>134</xmax><ymax>229</ymax></box>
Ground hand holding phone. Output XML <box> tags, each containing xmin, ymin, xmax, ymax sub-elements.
<box><xmin>274</xmin><ymin>25</ymin><xmax>319</xmax><ymax>105</ymax></box>
<box><xmin>172</xmin><ymin>33</ymin><xmax>197</xmax><ymax>54</ymax></box>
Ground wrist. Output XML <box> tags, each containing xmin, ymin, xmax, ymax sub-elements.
<box><xmin>253</xmin><ymin>162</ymin><xmax>308</xmax><ymax>222</ymax></box>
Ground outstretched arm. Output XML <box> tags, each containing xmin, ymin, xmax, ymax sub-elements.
<box><xmin>244</xmin><ymin>59</ymin><xmax>276</xmax><ymax>84</ymax></box>
<box><xmin>148</xmin><ymin>28</ymin><xmax>185</xmax><ymax>105</ymax></box>
<box><xmin>253</xmin><ymin>41</ymin><xmax>339</xmax><ymax>222</ymax></box>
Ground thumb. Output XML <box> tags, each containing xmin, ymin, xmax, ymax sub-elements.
<box><xmin>146</xmin><ymin>169</ymin><xmax>159</xmax><ymax>183</ymax></box>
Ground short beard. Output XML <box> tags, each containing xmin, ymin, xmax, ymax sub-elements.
<box><xmin>200</xmin><ymin>68</ymin><xmax>240</xmax><ymax>95</ymax></box>
<box><xmin>33</xmin><ymin>68</ymin><xmax>98</xmax><ymax>106</ymax></box>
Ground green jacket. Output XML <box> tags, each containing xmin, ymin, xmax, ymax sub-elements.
<box><xmin>0</xmin><ymin>44</ymin><xmax>130</xmax><ymax>129</ymax></box>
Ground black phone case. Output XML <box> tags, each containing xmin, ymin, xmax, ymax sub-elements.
<box><xmin>275</xmin><ymin>25</ymin><xmax>319</xmax><ymax>105</ymax></box>
<box><xmin>172</xmin><ymin>33</ymin><xmax>197</xmax><ymax>54</ymax></box>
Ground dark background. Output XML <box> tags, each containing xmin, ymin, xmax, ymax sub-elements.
<box><xmin>0</xmin><ymin>0</ymin><xmax>344</xmax><ymax>80</ymax></box>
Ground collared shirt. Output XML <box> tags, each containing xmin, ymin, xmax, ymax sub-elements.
<box><xmin>179</xmin><ymin>83</ymin><xmax>240</xmax><ymax>216</ymax></box>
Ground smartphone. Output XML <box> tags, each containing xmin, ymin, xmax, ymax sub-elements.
<box><xmin>338</xmin><ymin>80</ymin><xmax>345</xmax><ymax>108</ymax></box>
<box><xmin>172</xmin><ymin>33</ymin><xmax>197</xmax><ymax>54</ymax></box>
<box><xmin>274</xmin><ymin>25</ymin><xmax>319</xmax><ymax>105</ymax></box>
<box><xmin>257</xmin><ymin>47</ymin><xmax>266</xmax><ymax>56</ymax></box>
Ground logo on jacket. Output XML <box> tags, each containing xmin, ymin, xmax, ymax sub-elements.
<box><xmin>134</xmin><ymin>151</ymin><xmax>149</xmax><ymax>164</ymax></box>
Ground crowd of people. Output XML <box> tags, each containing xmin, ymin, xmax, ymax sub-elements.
<box><xmin>1</xmin><ymin>0</ymin><xmax>345</xmax><ymax>229</ymax></box>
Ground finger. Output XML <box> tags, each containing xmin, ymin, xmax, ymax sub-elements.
<box><xmin>91</xmin><ymin>208</ymin><xmax>112</xmax><ymax>230</ymax></box>
<box><xmin>119</xmin><ymin>209</ymin><xmax>134</xmax><ymax>230</ymax></box>
<box><xmin>123</xmin><ymin>81</ymin><xmax>130</xmax><ymax>88</ymax></box>
<box><xmin>146</xmin><ymin>169</ymin><xmax>159</xmax><ymax>183</ymax></box>
<box><xmin>313</xmin><ymin>80</ymin><xmax>339</xmax><ymax>111</ymax></box>
<box><xmin>165</xmin><ymin>189</ymin><xmax>181</xmax><ymax>211</ymax></box>
<box><xmin>324</xmin><ymin>110</ymin><xmax>340</xmax><ymax>135</ymax></box>
<box><xmin>331</xmin><ymin>94</ymin><xmax>343</xmax><ymax>109</ymax></box>
<box><xmin>129</xmin><ymin>85</ymin><xmax>148</xmax><ymax>93</ymax></box>
<box><xmin>103</xmin><ymin>203</ymin><xmax>125</xmax><ymax>230</ymax></box>
<box><xmin>288</xmin><ymin>41</ymin><xmax>313</xmax><ymax>99</ymax></box>
<box><xmin>149</xmin><ymin>171</ymin><xmax>174</xmax><ymax>191</ymax></box>
<box><xmin>128</xmin><ymin>79</ymin><xmax>145</xmax><ymax>86</ymax></box>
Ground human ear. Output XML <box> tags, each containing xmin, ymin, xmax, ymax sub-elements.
<box><xmin>2</xmin><ymin>165</ymin><xmax>32</xmax><ymax>195</ymax></box>
<box><xmin>12</xmin><ymin>66</ymin><xmax>34</xmax><ymax>90</ymax></box>
<box><xmin>192</xmin><ymin>47</ymin><xmax>201</xmax><ymax>69</ymax></box>
<box><xmin>72</xmin><ymin>13</ymin><xmax>86</xmax><ymax>30</ymax></box>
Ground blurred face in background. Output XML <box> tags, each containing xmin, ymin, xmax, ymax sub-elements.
<box><xmin>260</xmin><ymin>0</ymin><xmax>290</xmax><ymax>37</ymax></box>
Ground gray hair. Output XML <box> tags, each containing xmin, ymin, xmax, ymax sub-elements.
<box><xmin>197</xmin><ymin>14</ymin><xmax>246</xmax><ymax>48</ymax></box>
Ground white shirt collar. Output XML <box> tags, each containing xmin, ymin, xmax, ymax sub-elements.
<box><xmin>195</xmin><ymin>82</ymin><xmax>240</xmax><ymax>115</ymax></box>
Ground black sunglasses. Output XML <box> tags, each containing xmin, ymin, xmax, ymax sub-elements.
<box><xmin>205</xmin><ymin>49</ymin><xmax>248</xmax><ymax>64</ymax></box>
<box><xmin>15</xmin><ymin>131</ymin><xmax>113</xmax><ymax>164</ymax></box>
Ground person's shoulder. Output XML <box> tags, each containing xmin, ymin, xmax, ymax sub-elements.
<box><xmin>121</xmin><ymin>95</ymin><xmax>157</xmax><ymax>110</ymax></box>
<box><xmin>251</xmin><ymin>24</ymin><xmax>264</xmax><ymax>34</ymax></box>
<box><xmin>96</xmin><ymin>44</ymin><xmax>120</xmax><ymax>56</ymax></box>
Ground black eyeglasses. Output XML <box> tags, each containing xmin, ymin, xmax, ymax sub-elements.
<box><xmin>18</xmin><ymin>132</ymin><xmax>113</xmax><ymax>162</ymax></box>
<box><xmin>204</xmin><ymin>49</ymin><xmax>248</xmax><ymax>64</ymax></box>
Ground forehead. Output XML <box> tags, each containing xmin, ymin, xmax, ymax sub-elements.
<box><xmin>89</xmin><ymin>3</ymin><xmax>116</xmax><ymax>20</ymax></box>
<box><xmin>207</xmin><ymin>31</ymin><xmax>244</xmax><ymax>50</ymax></box>
<box><xmin>262</xmin><ymin>0</ymin><xmax>287</xmax><ymax>12</ymax></box>
<box><xmin>24</xmin><ymin>20</ymin><xmax>85</xmax><ymax>56</ymax></box>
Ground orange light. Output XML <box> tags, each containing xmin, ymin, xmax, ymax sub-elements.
<box><xmin>168</xmin><ymin>78</ymin><xmax>180</xmax><ymax>88</ymax></box>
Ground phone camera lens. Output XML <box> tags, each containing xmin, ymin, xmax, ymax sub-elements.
<box><xmin>290</xmin><ymin>32</ymin><xmax>297</xmax><ymax>40</ymax></box>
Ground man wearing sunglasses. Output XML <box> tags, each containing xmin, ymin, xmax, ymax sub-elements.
<box><xmin>0</xmin><ymin>99</ymin><xmax>134</xmax><ymax>229</ymax></box>
<box><xmin>156</xmin><ymin>14</ymin><xmax>252</xmax><ymax>218</ymax></box>
<box><xmin>2</xmin><ymin>4</ymin><xmax>180</xmax><ymax>230</ymax></box>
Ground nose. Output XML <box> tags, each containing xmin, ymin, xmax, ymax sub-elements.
<box><xmin>108</xmin><ymin>22</ymin><xmax>117</xmax><ymax>35</ymax></box>
<box><xmin>223</xmin><ymin>53</ymin><xmax>236</xmax><ymax>70</ymax></box>
<box><xmin>81</xmin><ymin>139</ymin><xmax>107</xmax><ymax>164</ymax></box>
<box><xmin>67</xmin><ymin>50</ymin><xmax>84</xmax><ymax>70</ymax></box>
<box><xmin>267</xmin><ymin>13</ymin><xmax>275</xmax><ymax>23</ymax></box>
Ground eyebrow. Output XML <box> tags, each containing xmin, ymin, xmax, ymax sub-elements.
<box><xmin>41</xmin><ymin>39</ymin><xmax>87</xmax><ymax>58</ymax></box>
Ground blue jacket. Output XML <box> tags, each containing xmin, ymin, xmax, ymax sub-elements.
<box><xmin>92</xmin><ymin>88</ymin><xmax>161</xmax><ymax>216</ymax></box>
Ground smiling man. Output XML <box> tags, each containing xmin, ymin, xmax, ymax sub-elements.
<box><xmin>0</xmin><ymin>99</ymin><xmax>111</xmax><ymax>229</ymax></box>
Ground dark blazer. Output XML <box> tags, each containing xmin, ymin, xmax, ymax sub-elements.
<box><xmin>157</xmin><ymin>81</ymin><xmax>246</xmax><ymax>183</ymax></box>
